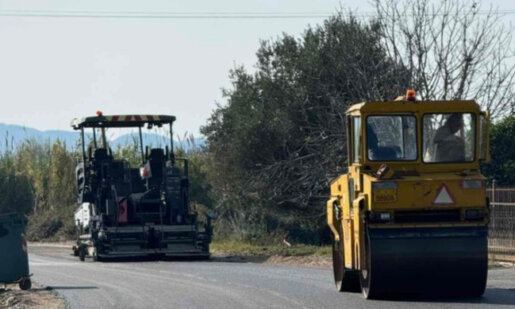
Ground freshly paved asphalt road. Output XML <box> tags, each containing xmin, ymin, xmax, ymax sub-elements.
<box><xmin>29</xmin><ymin>247</ymin><xmax>515</xmax><ymax>309</ymax></box>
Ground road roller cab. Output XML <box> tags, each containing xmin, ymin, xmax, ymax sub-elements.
<box><xmin>327</xmin><ymin>92</ymin><xmax>490</xmax><ymax>299</ymax></box>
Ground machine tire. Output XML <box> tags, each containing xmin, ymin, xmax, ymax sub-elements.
<box><xmin>19</xmin><ymin>278</ymin><xmax>31</xmax><ymax>291</ymax></box>
<box><xmin>469</xmin><ymin>284</ymin><xmax>487</xmax><ymax>298</ymax></box>
<box><xmin>79</xmin><ymin>246</ymin><xmax>86</xmax><ymax>262</ymax></box>
<box><xmin>359</xmin><ymin>228</ymin><xmax>379</xmax><ymax>299</ymax></box>
<box><xmin>332</xmin><ymin>206</ymin><xmax>360</xmax><ymax>292</ymax></box>
<box><xmin>92</xmin><ymin>247</ymin><xmax>103</xmax><ymax>262</ymax></box>
<box><xmin>72</xmin><ymin>246</ymin><xmax>79</xmax><ymax>257</ymax></box>
<box><xmin>333</xmin><ymin>240</ymin><xmax>360</xmax><ymax>292</ymax></box>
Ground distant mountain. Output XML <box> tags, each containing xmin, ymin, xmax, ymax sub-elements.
<box><xmin>0</xmin><ymin>123</ymin><xmax>204</xmax><ymax>152</ymax></box>
<box><xmin>0</xmin><ymin>123</ymin><xmax>80</xmax><ymax>148</ymax></box>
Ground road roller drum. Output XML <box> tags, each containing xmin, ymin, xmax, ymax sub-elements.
<box><xmin>361</xmin><ymin>226</ymin><xmax>488</xmax><ymax>298</ymax></box>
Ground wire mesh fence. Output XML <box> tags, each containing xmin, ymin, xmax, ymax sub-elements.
<box><xmin>488</xmin><ymin>182</ymin><xmax>515</xmax><ymax>262</ymax></box>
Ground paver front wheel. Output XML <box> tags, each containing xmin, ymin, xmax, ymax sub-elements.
<box><xmin>92</xmin><ymin>246</ymin><xmax>102</xmax><ymax>262</ymax></box>
<box><xmin>79</xmin><ymin>247</ymin><xmax>86</xmax><ymax>261</ymax></box>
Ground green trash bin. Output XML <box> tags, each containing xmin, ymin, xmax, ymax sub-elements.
<box><xmin>0</xmin><ymin>213</ymin><xmax>31</xmax><ymax>290</ymax></box>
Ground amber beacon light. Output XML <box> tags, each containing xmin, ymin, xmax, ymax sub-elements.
<box><xmin>406</xmin><ymin>89</ymin><xmax>416</xmax><ymax>101</ymax></box>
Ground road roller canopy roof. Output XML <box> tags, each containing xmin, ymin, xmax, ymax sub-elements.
<box><xmin>346</xmin><ymin>100</ymin><xmax>481</xmax><ymax>115</ymax></box>
<box><xmin>71</xmin><ymin>113</ymin><xmax>176</xmax><ymax>130</ymax></box>
<box><xmin>344</xmin><ymin>97</ymin><xmax>490</xmax><ymax>170</ymax></box>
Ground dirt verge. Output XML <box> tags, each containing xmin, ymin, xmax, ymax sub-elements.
<box><xmin>210</xmin><ymin>252</ymin><xmax>332</xmax><ymax>268</ymax></box>
<box><xmin>0</xmin><ymin>283</ymin><xmax>66</xmax><ymax>309</ymax></box>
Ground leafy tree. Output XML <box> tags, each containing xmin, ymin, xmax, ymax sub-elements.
<box><xmin>202</xmin><ymin>14</ymin><xmax>409</xmax><ymax>243</ymax></box>
<box><xmin>183</xmin><ymin>149</ymin><xmax>213</xmax><ymax>210</ymax></box>
<box><xmin>483</xmin><ymin>116</ymin><xmax>515</xmax><ymax>185</ymax></box>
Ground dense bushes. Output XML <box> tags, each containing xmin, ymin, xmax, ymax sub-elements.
<box><xmin>483</xmin><ymin>116</ymin><xmax>515</xmax><ymax>186</ymax></box>
<box><xmin>0</xmin><ymin>139</ymin><xmax>78</xmax><ymax>240</ymax></box>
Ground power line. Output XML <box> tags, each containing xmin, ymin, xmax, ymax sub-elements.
<box><xmin>0</xmin><ymin>10</ymin><xmax>332</xmax><ymax>19</ymax></box>
<box><xmin>0</xmin><ymin>9</ymin><xmax>514</xmax><ymax>19</ymax></box>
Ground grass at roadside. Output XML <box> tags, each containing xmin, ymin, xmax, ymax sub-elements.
<box><xmin>211</xmin><ymin>240</ymin><xmax>331</xmax><ymax>258</ymax></box>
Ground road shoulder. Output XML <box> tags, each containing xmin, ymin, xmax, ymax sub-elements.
<box><xmin>0</xmin><ymin>283</ymin><xmax>66</xmax><ymax>309</ymax></box>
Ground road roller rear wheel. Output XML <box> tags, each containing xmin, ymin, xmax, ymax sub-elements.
<box><xmin>332</xmin><ymin>219</ymin><xmax>360</xmax><ymax>292</ymax></box>
<box><xmin>359</xmin><ymin>229</ymin><xmax>379</xmax><ymax>299</ymax></box>
<box><xmin>359</xmin><ymin>263</ymin><xmax>374</xmax><ymax>298</ymax></box>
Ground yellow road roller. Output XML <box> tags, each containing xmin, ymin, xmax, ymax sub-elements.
<box><xmin>327</xmin><ymin>91</ymin><xmax>490</xmax><ymax>299</ymax></box>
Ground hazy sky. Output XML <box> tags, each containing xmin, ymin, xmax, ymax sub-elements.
<box><xmin>0</xmin><ymin>0</ymin><xmax>513</xmax><ymax>136</ymax></box>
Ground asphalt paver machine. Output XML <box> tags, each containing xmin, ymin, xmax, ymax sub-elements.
<box><xmin>72</xmin><ymin>112</ymin><xmax>212</xmax><ymax>260</ymax></box>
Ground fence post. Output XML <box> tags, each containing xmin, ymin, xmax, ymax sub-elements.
<box><xmin>492</xmin><ymin>179</ymin><xmax>496</xmax><ymax>206</ymax></box>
